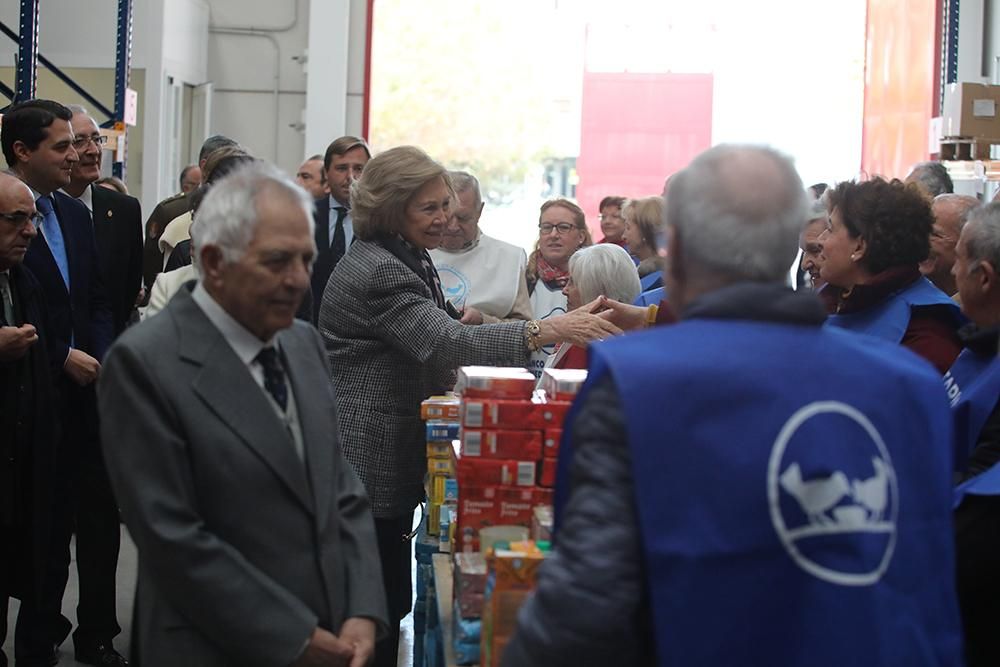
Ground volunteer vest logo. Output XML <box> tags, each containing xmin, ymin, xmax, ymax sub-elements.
<box><xmin>438</xmin><ymin>266</ymin><xmax>470</xmax><ymax>310</ymax></box>
<box><xmin>767</xmin><ymin>401</ymin><xmax>899</xmax><ymax>586</ymax></box>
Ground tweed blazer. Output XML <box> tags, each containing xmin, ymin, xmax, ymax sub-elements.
<box><xmin>320</xmin><ymin>238</ymin><xmax>529</xmax><ymax>518</ymax></box>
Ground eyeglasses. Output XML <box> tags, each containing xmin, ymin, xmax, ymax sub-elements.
<box><xmin>0</xmin><ymin>211</ymin><xmax>44</xmax><ymax>227</ymax></box>
<box><xmin>71</xmin><ymin>134</ymin><xmax>109</xmax><ymax>150</ymax></box>
<box><xmin>539</xmin><ymin>222</ymin><xmax>577</xmax><ymax>235</ymax></box>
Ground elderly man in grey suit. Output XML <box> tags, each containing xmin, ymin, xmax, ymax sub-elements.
<box><xmin>98</xmin><ymin>161</ymin><xmax>386</xmax><ymax>667</ymax></box>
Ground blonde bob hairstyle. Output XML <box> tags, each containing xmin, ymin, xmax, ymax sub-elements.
<box><xmin>623</xmin><ymin>196</ymin><xmax>665</xmax><ymax>252</ymax></box>
<box><xmin>351</xmin><ymin>145</ymin><xmax>455</xmax><ymax>242</ymax></box>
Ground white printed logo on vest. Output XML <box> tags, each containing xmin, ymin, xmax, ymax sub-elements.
<box><xmin>767</xmin><ymin>401</ymin><xmax>898</xmax><ymax>586</ymax></box>
<box><xmin>437</xmin><ymin>266</ymin><xmax>471</xmax><ymax>311</ymax></box>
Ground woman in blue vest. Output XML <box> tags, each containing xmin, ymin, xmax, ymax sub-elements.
<box><xmin>819</xmin><ymin>177</ymin><xmax>964</xmax><ymax>373</ymax></box>
<box><xmin>948</xmin><ymin>202</ymin><xmax>1000</xmax><ymax>666</ymax></box>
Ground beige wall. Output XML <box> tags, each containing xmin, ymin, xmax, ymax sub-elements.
<box><xmin>2</xmin><ymin>67</ymin><xmax>147</xmax><ymax>206</ymax></box>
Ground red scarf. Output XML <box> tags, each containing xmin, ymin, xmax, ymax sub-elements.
<box><xmin>536</xmin><ymin>256</ymin><xmax>570</xmax><ymax>289</ymax></box>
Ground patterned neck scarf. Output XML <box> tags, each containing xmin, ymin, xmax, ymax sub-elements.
<box><xmin>536</xmin><ymin>255</ymin><xmax>571</xmax><ymax>290</ymax></box>
<box><xmin>398</xmin><ymin>235</ymin><xmax>446</xmax><ymax>309</ymax></box>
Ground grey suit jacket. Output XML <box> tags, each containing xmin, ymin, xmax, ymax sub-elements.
<box><xmin>319</xmin><ymin>238</ymin><xmax>529</xmax><ymax>518</ymax></box>
<box><xmin>98</xmin><ymin>287</ymin><xmax>387</xmax><ymax>667</ymax></box>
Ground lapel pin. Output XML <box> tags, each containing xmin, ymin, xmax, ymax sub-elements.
<box><xmin>107</xmin><ymin>210</ymin><xmax>113</xmax><ymax>218</ymax></box>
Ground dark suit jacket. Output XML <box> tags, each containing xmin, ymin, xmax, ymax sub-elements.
<box><xmin>23</xmin><ymin>191</ymin><xmax>114</xmax><ymax>364</ymax></box>
<box><xmin>91</xmin><ymin>184</ymin><xmax>143</xmax><ymax>336</ymax></box>
<box><xmin>1</xmin><ymin>263</ymin><xmax>59</xmax><ymax>603</ymax></box>
<box><xmin>98</xmin><ymin>287</ymin><xmax>387</xmax><ymax>666</ymax></box>
<box><xmin>142</xmin><ymin>191</ymin><xmax>191</xmax><ymax>293</ymax></box>
<box><xmin>311</xmin><ymin>196</ymin><xmax>355</xmax><ymax>322</ymax></box>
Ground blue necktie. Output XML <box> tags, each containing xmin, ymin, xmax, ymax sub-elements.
<box><xmin>36</xmin><ymin>195</ymin><xmax>70</xmax><ymax>290</ymax></box>
<box><xmin>256</xmin><ymin>346</ymin><xmax>288</xmax><ymax>412</ymax></box>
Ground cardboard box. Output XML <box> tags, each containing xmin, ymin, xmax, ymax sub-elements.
<box><xmin>456</xmin><ymin>366</ymin><xmax>537</xmax><ymax>400</ymax></box>
<box><xmin>496</xmin><ymin>487</ymin><xmax>536</xmax><ymax>526</ymax></box>
<box><xmin>539</xmin><ymin>457</ymin><xmax>558</xmax><ymax>488</ymax></box>
<box><xmin>543</xmin><ymin>429</ymin><xmax>562</xmax><ymax>457</ymax></box>
<box><xmin>457</xmin><ymin>486</ymin><xmax>499</xmax><ymax>552</ymax></box>
<box><xmin>942</xmin><ymin>82</ymin><xmax>1000</xmax><ymax>138</ymax></box>
<box><xmin>425</xmin><ymin>421</ymin><xmax>460</xmax><ymax>441</ymax></box>
<box><xmin>428</xmin><ymin>475</ymin><xmax>458</xmax><ymax>505</ymax></box>
<box><xmin>531</xmin><ymin>505</ymin><xmax>553</xmax><ymax>542</ymax></box>
<box><xmin>539</xmin><ymin>368</ymin><xmax>587</xmax><ymax>401</ymax></box>
<box><xmin>460</xmin><ymin>429</ymin><xmax>543</xmax><ymax>460</ymax></box>
<box><xmin>534</xmin><ymin>488</ymin><xmax>554</xmax><ymax>507</ymax></box>
<box><xmin>426</xmin><ymin>440</ymin><xmax>455</xmax><ymax>459</ymax></box>
<box><xmin>421</xmin><ymin>395</ymin><xmax>461</xmax><ymax>420</ymax></box>
<box><xmin>463</xmin><ymin>398</ymin><xmax>571</xmax><ymax>430</ymax></box>
<box><xmin>457</xmin><ymin>458</ymin><xmax>537</xmax><ymax>487</ymax></box>
<box><xmin>428</xmin><ymin>457</ymin><xmax>455</xmax><ymax>477</ymax></box>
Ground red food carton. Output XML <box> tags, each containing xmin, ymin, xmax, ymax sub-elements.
<box><xmin>539</xmin><ymin>368</ymin><xmax>587</xmax><ymax>401</ymax></box>
<box><xmin>534</xmin><ymin>488</ymin><xmax>554</xmax><ymax>507</ymax></box>
<box><xmin>539</xmin><ymin>457</ymin><xmax>558</xmax><ymax>488</ymax></box>
<box><xmin>420</xmin><ymin>395</ymin><xmax>461</xmax><ymax>420</ymax></box>
<box><xmin>457</xmin><ymin>458</ymin><xmax>537</xmax><ymax>487</ymax></box>
<box><xmin>457</xmin><ymin>485</ymin><xmax>499</xmax><ymax>552</ymax></box>
<box><xmin>496</xmin><ymin>487</ymin><xmax>536</xmax><ymax>526</ymax></box>
<box><xmin>456</xmin><ymin>366</ymin><xmax>536</xmax><ymax>400</ymax></box>
<box><xmin>462</xmin><ymin>398</ymin><xmax>571</xmax><ymax>430</ymax></box>
<box><xmin>543</xmin><ymin>429</ymin><xmax>562</xmax><ymax>457</ymax></box>
<box><xmin>460</xmin><ymin>429</ymin><xmax>543</xmax><ymax>460</ymax></box>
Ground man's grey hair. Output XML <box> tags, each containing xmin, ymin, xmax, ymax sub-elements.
<box><xmin>960</xmin><ymin>202</ymin><xmax>1000</xmax><ymax>274</ymax></box>
<box><xmin>191</xmin><ymin>161</ymin><xmax>314</xmax><ymax>263</ymax></box>
<box><xmin>933</xmin><ymin>193</ymin><xmax>980</xmax><ymax>232</ymax></box>
<box><xmin>666</xmin><ymin>144</ymin><xmax>808</xmax><ymax>283</ymax></box>
<box><xmin>448</xmin><ymin>170</ymin><xmax>482</xmax><ymax>208</ymax></box>
<box><xmin>908</xmin><ymin>161</ymin><xmax>954</xmax><ymax>197</ymax></box>
<box><xmin>805</xmin><ymin>191</ymin><xmax>828</xmax><ymax>225</ymax></box>
<box><xmin>199</xmin><ymin>134</ymin><xmax>239</xmax><ymax>163</ymax></box>
<box><xmin>65</xmin><ymin>104</ymin><xmax>89</xmax><ymax>116</ymax></box>
<box><xmin>568</xmin><ymin>243</ymin><xmax>641</xmax><ymax>305</ymax></box>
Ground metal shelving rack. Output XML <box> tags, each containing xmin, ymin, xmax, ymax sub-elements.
<box><xmin>1</xmin><ymin>0</ymin><xmax>134</xmax><ymax>180</ymax></box>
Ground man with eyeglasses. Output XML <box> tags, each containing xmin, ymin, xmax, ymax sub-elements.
<box><xmin>0</xmin><ymin>171</ymin><xmax>61</xmax><ymax>667</ymax></box>
<box><xmin>597</xmin><ymin>195</ymin><xmax>627</xmax><ymax>247</ymax></box>
<box><xmin>428</xmin><ymin>171</ymin><xmax>532</xmax><ymax>323</ymax></box>
<box><xmin>1</xmin><ymin>99</ymin><xmax>117</xmax><ymax>666</ymax></box>
<box><xmin>55</xmin><ymin>105</ymin><xmax>140</xmax><ymax>666</ymax></box>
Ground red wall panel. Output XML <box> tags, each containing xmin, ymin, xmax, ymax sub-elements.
<box><xmin>576</xmin><ymin>72</ymin><xmax>713</xmax><ymax>235</ymax></box>
<box><xmin>861</xmin><ymin>0</ymin><xmax>938</xmax><ymax>179</ymax></box>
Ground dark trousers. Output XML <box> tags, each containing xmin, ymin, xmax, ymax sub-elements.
<box><xmin>17</xmin><ymin>388</ymin><xmax>121</xmax><ymax>655</ymax></box>
<box><xmin>372</xmin><ymin>512</ymin><xmax>414</xmax><ymax>667</ymax></box>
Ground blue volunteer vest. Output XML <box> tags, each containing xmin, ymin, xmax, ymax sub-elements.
<box><xmin>640</xmin><ymin>270</ymin><xmax>663</xmax><ymax>292</ymax></box>
<box><xmin>633</xmin><ymin>286</ymin><xmax>665</xmax><ymax>308</ymax></box>
<box><xmin>555</xmin><ymin>320</ymin><xmax>962</xmax><ymax>666</ymax></box>
<box><xmin>947</xmin><ymin>346</ymin><xmax>1000</xmax><ymax>504</ymax></box>
<box><xmin>825</xmin><ymin>276</ymin><xmax>962</xmax><ymax>342</ymax></box>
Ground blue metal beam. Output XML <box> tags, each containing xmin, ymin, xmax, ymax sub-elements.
<box><xmin>15</xmin><ymin>0</ymin><xmax>38</xmax><ymax>101</ymax></box>
<box><xmin>945</xmin><ymin>0</ymin><xmax>960</xmax><ymax>85</ymax></box>
<box><xmin>110</xmin><ymin>0</ymin><xmax>134</xmax><ymax>179</ymax></box>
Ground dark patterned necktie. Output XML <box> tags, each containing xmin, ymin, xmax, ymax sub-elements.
<box><xmin>332</xmin><ymin>206</ymin><xmax>348</xmax><ymax>262</ymax></box>
<box><xmin>255</xmin><ymin>346</ymin><xmax>287</xmax><ymax>411</ymax></box>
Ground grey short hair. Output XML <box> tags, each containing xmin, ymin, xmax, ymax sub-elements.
<box><xmin>568</xmin><ymin>243</ymin><xmax>641</xmax><ymax>304</ymax></box>
<box><xmin>908</xmin><ymin>161</ymin><xmax>954</xmax><ymax>197</ymax></box>
<box><xmin>191</xmin><ymin>161</ymin><xmax>314</xmax><ymax>263</ymax></box>
<box><xmin>449</xmin><ymin>170</ymin><xmax>482</xmax><ymax>208</ymax></box>
<box><xmin>667</xmin><ymin>144</ymin><xmax>808</xmax><ymax>283</ymax></box>
<box><xmin>66</xmin><ymin>104</ymin><xmax>89</xmax><ymax>116</ymax></box>
<box><xmin>961</xmin><ymin>202</ymin><xmax>1000</xmax><ymax>274</ymax></box>
<box><xmin>806</xmin><ymin>192</ymin><xmax>828</xmax><ymax>225</ymax></box>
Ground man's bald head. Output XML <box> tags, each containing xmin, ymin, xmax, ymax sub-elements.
<box><xmin>665</xmin><ymin>145</ymin><xmax>807</xmax><ymax>298</ymax></box>
<box><xmin>920</xmin><ymin>193</ymin><xmax>981</xmax><ymax>294</ymax></box>
<box><xmin>0</xmin><ymin>171</ymin><xmax>39</xmax><ymax>270</ymax></box>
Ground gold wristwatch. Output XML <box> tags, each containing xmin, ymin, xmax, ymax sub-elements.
<box><xmin>524</xmin><ymin>320</ymin><xmax>542</xmax><ymax>351</ymax></box>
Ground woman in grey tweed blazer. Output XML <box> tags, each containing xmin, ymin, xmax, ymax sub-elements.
<box><xmin>318</xmin><ymin>145</ymin><xmax>618</xmax><ymax>667</ymax></box>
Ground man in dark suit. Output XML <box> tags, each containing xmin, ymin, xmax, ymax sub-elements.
<box><xmin>0</xmin><ymin>173</ymin><xmax>59</xmax><ymax>667</ymax></box>
<box><xmin>311</xmin><ymin>136</ymin><xmax>370</xmax><ymax>322</ymax></box>
<box><xmin>64</xmin><ymin>106</ymin><xmax>143</xmax><ymax>335</ymax></box>
<box><xmin>99</xmin><ymin>161</ymin><xmax>386</xmax><ymax>667</ymax></box>
<box><xmin>1</xmin><ymin>99</ymin><xmax>119</xmax><ymax>666</ymax></box>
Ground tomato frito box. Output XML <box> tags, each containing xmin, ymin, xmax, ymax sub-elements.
<box><xmin>462</xmin><ymin>398</ymin><xmax>571</xmax><ymax>430</ymax></box>
<box><xmin>496</xmin><ymin>487</ymin><xmax>536</xmax><ymax>525</ymax></box>
<box><xmin>457</xmin><ymin>458</ymin><xmax>537</xmax><ymax>487</ymax></box>
<box><xmin>420</xmin><ymin>395</ymin><xmax>461</xmax><ymax>420</ymax></box>
<box><xmin>456</xmin><ymin>366</ymin><xmax>536</xmax><ymax>400</ymax></box>
<box><xmin>543</xmin><ymin>429</ymin><xmax>561</xmax><ymax>458</ymax></box>
<box><xmin>460</xmin><ymin>429</ymin><xmax>543</xmax><ymax>460</ymax></box>
<box><xmin>538</xmin><ymin>457</ymin><xmax>558</xmax><ymax>488</ymax></box>
<box><xmin>539</xmin><ymin>368</ymin><xmax>588</xmax><ymax>401</ymax></box>
<box><xmin>456</xmin><ymin>485</ymin><xmax>498</xmax><ymax>552</ymax></box>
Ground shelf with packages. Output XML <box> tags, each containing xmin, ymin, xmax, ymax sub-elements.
<box><xmin>418</xmin><ymin>367</ymin><xmax>587</xmax><ymax>667</ymax></box>
<box><xmin>941</xmin><ymin>159</ymin><xmax>1000</xmax><ymax>182</ymax></box>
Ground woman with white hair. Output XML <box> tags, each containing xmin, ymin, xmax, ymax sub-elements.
<box><xmin>546</xmin><ymin>243</ymin><xmax>642</xmax><ymax>370</ymax></box>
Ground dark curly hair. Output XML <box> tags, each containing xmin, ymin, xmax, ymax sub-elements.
<box><xmin>826</xmin><ymin>177</ymin><xmax>932</xmax><ymax>274</ymax></box>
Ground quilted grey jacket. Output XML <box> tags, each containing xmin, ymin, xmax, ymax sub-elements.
<box><xmin>319</xmin><ymin>238</ymin><xmax>529</xmax><ymax>518</ymax></box>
